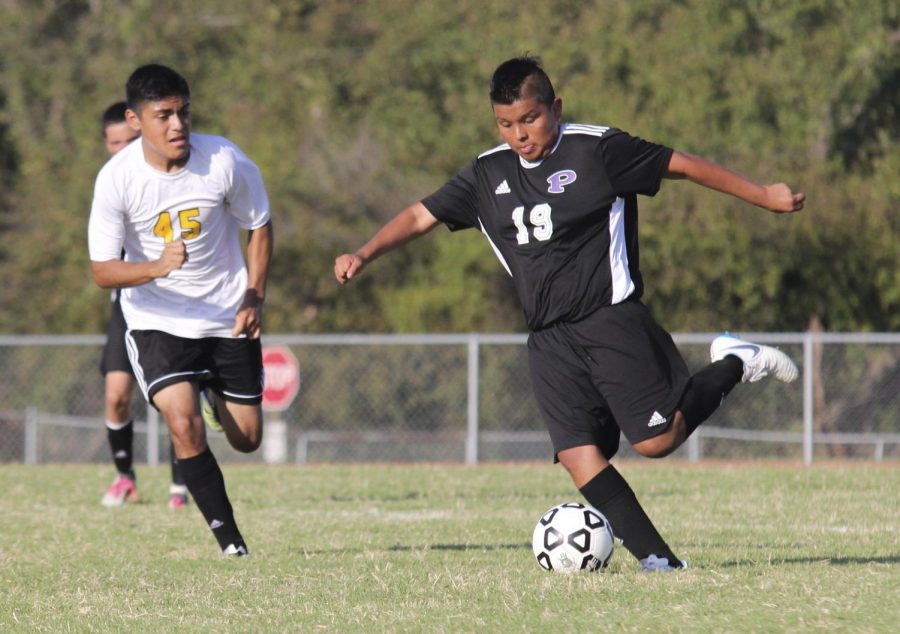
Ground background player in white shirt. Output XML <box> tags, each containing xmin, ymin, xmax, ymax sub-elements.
<box><xmin>89</xmin><ymin>64</ymin><xmax>273</xmax><ymax>556</ymax></box>
<box><xmin>335</xmin><ymin>56</ymin><xmax>804</xmax><ymax>571</ymax></box>
<box><xmin>97</xmin><ymin>101</ymin><xmax>190</xmax><ymax>511</ymax></box>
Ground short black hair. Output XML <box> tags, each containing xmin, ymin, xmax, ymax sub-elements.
<box><xmin>490</xmin><ymin>56</ymin><xmax>555</xmax><ymax>106</ymax></box>
<box><xmin>125</xmin><ymin>64</ymin><xmax>190</xmax><ymax>112</ymax></box>
<box><xmin>101</xmin><ymin>101</ymin><xmax>128</xmax><ymax>134</ymax></box>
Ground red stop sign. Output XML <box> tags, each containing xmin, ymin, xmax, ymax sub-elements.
<box><xmin>262</xmin><ymin>346</ymin><xmax>300</xmax><ymax>412</ymax></box>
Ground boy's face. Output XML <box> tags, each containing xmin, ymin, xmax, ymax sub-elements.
<box><xmin>126</xmin><ymin>95</ymin><xmax>191</xmax><ymax>172</ymax></box>
<box><xmin>492</xmin><ymin>94</ymin><xmax>562</xmax><ymax>162</ymax></box>
<box><xmin>103</xmin><ymin>121</ymin><xmax>140</xmax><ymax>155</ymax></box>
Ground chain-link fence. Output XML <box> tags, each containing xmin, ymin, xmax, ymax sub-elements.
<box><xmin>1</xmin><ymin>333</ymin><xmax>897</xmax><ymax>465</ymax></box>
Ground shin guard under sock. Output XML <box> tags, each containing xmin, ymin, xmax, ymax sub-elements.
<box><xmin>679</xmin><ymin>356</ymin><xmax>743</xmax><ymax>436</ymax></box>
<box><xmin>179</xmin><ymin>447</ymin><xmax>244</xmax><ymax>551</ymax></box>
<box><xmin>106</xmin><ymin>420</ymin><xmax>134</xmax><ymax>477</ymax></box>
<box><xmin>579</xmin><ymin>465</ymin><xmax>680</xmax><ymax>565</ymax></box>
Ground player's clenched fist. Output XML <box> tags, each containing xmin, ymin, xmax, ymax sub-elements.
<box><xmin>763</xmin><ymin>183</ymin><xmax>806</xmax><ymax>214</ymax></box>
<box><xmin>156</xmin><ymin>239</ymin><xmax>187</xmax><ymax>277</ymax></box>
<box><xmin>334</xmin><ymin>253</ymin><xmax>366</xmax><ymax>285</ymax></box>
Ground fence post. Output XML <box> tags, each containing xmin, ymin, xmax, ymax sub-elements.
<box><xmin>24</xmin><ymin>407</ymin><xmax>38</xmax><ymax>465</ymax></box>
<box><xmin>802</xmin><ymin>332</ymin><xmax>814</xmax><ymax>465</ymax></box>
<box><xmin>687</xmin><ymin>430</ymin><xmax>700</xmax><ymax>462</ymax></box>
<box><xmin>465</xmin><ymin>336</ymin><xmax>480</xmax><ymax>465</ymax></box>
<box><xmin>264</xmin><ymin>416</ymin><xmax>288</xmax><ymax>464</ymax></box>
<box><xmin>147</xmin><ymin>408</ymin><xmax>160</xmax><ymax>467</ymax></box>
<box><xmin>295</xmin><ymin>432</ymin><xmax>308</xmax><ymax>464</ymax></box>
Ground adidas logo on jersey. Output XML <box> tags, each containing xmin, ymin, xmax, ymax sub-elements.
<box><xmin>494</xmin><ymin>180</ymin><xmax>511</xmax><ymax>195</ymax></box>
<box><xmin>648</xmin><ymin>411</ymin><xmax>667</xmax><ymax>427</ymax></box>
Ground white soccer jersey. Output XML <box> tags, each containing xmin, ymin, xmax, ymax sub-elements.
<box><xmin>88</xmin><ymin>134</ymin><xmax>271</xmax><ymax>338</ymax></box>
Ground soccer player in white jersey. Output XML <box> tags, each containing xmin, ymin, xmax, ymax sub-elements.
<box><xmin>98</xmin><ymin>101</ymin><xmax>191</xmax><ymax>511</ymax></box>
<box><xmin>335</xmin><ymin>57</ymin><xmax>805</xmax><ymax>571</ymax></box>
<box><xmin>89</xmin><ymin>64</ymin><xmax>273</xmax><ymax>556</ymax></box>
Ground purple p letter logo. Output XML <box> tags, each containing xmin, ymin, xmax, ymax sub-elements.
<box><xmin>547</xmin><ymin>170</ymin><xmax>577</xmax><ymax>194</ymax></box>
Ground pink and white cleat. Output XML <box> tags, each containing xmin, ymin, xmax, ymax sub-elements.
<box><xmin>167</xmin><ymin>484</ymin><xmax>190</xmax><ymax>509</ymax></box>
<box><xmin>101</xmin><ymin>474</ymin><xmax>139</xmax><ymax>507</ymax></box>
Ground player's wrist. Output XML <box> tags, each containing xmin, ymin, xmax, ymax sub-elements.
<box><xmin>150</xmin><ymin>259</ymin><xmax>170</xmax><ymax>280</ymax></box>
<box><xmin>244</xmin><ymin>288</ymin><xmax>265</xmax><ymax>305</ymax></box>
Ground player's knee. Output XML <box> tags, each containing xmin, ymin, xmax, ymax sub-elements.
<box><xmin>557</xmin><ymin>452</ymin><xmax>576</xmax><ymax>474</ymax></box>
<box><xmin>165</xmin><ymin>414</ymin><xmax>204</xmax><ymax>451</ymax></box>
<box><xmin>106</xmin><ymin>391</ymin><xmax>131</xmax><ymax>420</ymax></box>
<box><xmin>557</xmin><ymin>449</ymin><xmax>588</xmax><ymax>479</ymax></box>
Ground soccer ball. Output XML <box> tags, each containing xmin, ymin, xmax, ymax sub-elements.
<box><xmin>532</xmin><ymin>502</ymin><xmax>615</xmax><ymax>573</ymax></box>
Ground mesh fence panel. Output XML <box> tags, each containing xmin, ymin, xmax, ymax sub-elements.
<box><xmin>0</xmin><ymin>333</ymin><xmax>897</xmax><ymax>464</ymax></box>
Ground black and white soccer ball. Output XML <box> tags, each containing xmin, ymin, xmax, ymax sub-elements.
<box><xmin>532</xmin><ymin>502</ymin><xmax>615</xmax><ymax>573</ymax></box>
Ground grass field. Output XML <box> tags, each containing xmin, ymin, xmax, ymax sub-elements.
<box><xmin>1</xmin><ymin>461</ymin><xmax>897</xmax><ymax>632</ymax></box>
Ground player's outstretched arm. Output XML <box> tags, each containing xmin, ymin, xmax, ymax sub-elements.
<box><xmin>91</xmin><ymin>239</ymin><xmax>187</xmax><ymax>289</ymax></box>
<box><xmin>665</xmin><ymin>151</ymin><xmax>805</xmax><ymax>214</ymax></box>
<box><xmin>233</xmin><ymin>221</ymin><xmax>273</xmax><ymax>338</ymax></box>
<box><xmin>334</xmin><ymin>202</ymin><xmax>440</xmax><ymax>285</ymax></box>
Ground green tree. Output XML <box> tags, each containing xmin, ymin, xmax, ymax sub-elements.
<box><xmin>0</xmin><ymin>0</ymin><xmax>895</xmax><ymax>334</ymax></box>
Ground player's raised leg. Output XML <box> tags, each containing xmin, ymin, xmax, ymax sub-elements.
<box><xmin>200</xmin><ymin>336</ymin><xmax>265</xmax><ymax>454</ymax></box>
<box><xmin>201</xmin><ymin>389</ymin><xmax>263</xmax><ymax>454</ymax></box>
<box><xmin>633</xmin><ymin>334</ymin><xmax>798</xmax><ymax>458</ymax></box>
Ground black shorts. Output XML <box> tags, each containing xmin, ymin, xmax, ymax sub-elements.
<box><xmin>100</xmin><ymin>296</ymin><xmax>134</xmax><ymax>376</ymax></box>
<box><xmin>528</xmin><ymin>300</ymin><xmax>690</xmax><ymax>459</ymax></box>
<box><xmin>126</xmin><ymin>330</ymin><xmax>263</xmax><ymax>406</ymax></box>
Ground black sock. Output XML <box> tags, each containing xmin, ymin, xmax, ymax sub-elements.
<box><xmin>169</xmin><ymin>441</ymin><xmax>185</xmax><ymax>486</ymax></box>
<box><xmin>106</xmin><ymin>420</ymin><xmax>134</xmax><ymax>477</ymax></box>
<box><xmin>579</xmin><ymin>465</ymin><xmax>681</xmax><ymax>565</ymax></box>
<box><xmin>679</xmin><ymin>356</ymin><xmax>743</xmax><ymax>436</ymax></box>
<box><xmin>178</xmin><ymin>447</ymin><xmax>244</xmax><ymax>551</ymax></box>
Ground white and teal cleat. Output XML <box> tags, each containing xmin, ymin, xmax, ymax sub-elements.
<box><xmin>710</xmin><ymin>333</ymin><xmax>799</xmax><ymax>383</ymax></box>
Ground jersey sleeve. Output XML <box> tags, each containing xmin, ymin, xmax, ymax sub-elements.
<box><xmin>420</xmin><ymin>160</ymin><xmax>480</xmax><ymax>231</ymax></box>
<box><xmin>225</xmin><ymin>143</ymin><xmax>272</xmax><ymax>230</ymax></box>
<box><xmin>598</xmin><ymin>130</ymin><xmax>673</xmax><ymax>197</ymax></box>
<box><xmin>88</xmin><ymin>166</ymin><xmax>126</xmax><ymax>262</ymax></box>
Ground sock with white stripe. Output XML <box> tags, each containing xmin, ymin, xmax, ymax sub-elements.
<box><xmin>106</xmin><ymin>419</ymin><xmax>134</xmax><ymax>478</ymax></box>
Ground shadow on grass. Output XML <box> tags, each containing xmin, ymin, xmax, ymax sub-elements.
<box><xmin>294</xmin><ymin>542</ymin><xmax>531</xmax><ymax>555</ymax></box>
<box><xmin>390</xmin><ymin>542</ymin><xmax>530</xmax><ymax>552</ymax></box>
<box><xmin>719</xmin><ymin>554</ymin><xmax>900</xmax><ymax>567</ymax></box>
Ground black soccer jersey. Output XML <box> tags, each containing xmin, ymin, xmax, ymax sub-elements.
<box><xmin>422</xmin><ymin>124</ymin><xmax>673</xmax><ymax>331</ymax></box>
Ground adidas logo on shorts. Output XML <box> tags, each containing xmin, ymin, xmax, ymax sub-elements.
<box><xmin>648</xmin><ymin>411</ymin><xmax>667</xmax><ymax>427</ymax></box>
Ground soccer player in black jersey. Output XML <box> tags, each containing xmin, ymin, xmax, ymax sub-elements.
<box><xmin>335</xmin><ymin>56</ymin><xmax>805</xmax><ymax>571</ymax></box>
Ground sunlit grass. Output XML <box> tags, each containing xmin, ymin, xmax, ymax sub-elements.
<box><xmin>0</xmin><ymin>462</ymin><xmax>897</xmax><ymax>632</ymax></box>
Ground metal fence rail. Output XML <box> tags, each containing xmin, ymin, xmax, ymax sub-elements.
<box><xmin>1</xmin><ymin>332</ymin><xmax>898</xmax><ymax>465</ymax></box>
